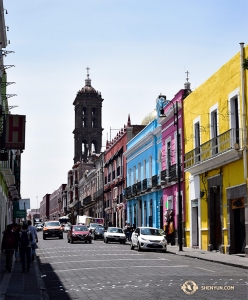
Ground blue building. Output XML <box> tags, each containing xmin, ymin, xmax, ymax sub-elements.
<box><xmin>124</xmin><ymin>100</ymin><xmax>166</xmax><ymax>229</ymax></box>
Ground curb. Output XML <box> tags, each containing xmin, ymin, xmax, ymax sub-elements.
<box><xmin>167</xmin><ymin>250</ymin><xmax>248</xmax><ymax>270</ymax></box>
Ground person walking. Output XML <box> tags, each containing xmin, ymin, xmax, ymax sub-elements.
<box><xmin>1</xmin><ymin>224</ymin><xmax>15</xmax><ymax>273</ymax></box>
<box><xmin>19</xmin><ymin>223</ymin><xmax>33</xmax><ymax>273</ymax></box>
<box><xmin>27</xmin><ymin>220</ymin><xmax>38</xmax><ymax>261</ymax></box>
<box><xmin>13</xmin><ymin>223</ymin><xmax>21</xmax><ymax>262</ymax></box>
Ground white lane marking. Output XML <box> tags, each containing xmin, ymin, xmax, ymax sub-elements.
<box><xmin>43</xmin><ymin>258</ymin><xmax>170</xmax><ymax>263</ymax></box>
<box><xmin>194</xmin><ymin>266</ymin><xmax>216</xmax><ymax>273</ymax></box>
<box><xmin>46</xmin><ymin>265</ymin><xmax>189</xmax><ymax>272</ymax></box>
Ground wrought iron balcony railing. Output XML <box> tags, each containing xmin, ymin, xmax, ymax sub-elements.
<box><xmin>184</xmin><ymin>128</ymin><xmax>242</xmax><ymax>170</ymax></box>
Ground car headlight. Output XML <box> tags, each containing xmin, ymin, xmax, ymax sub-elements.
<box><xmin>161</xmin><ymin>238</ymin><xmax>166</xmax><ymax>243</ymax></box>
<box><xmin>141</xmin><ymin>237</ymin><xmax>149</xmax><ymax>242</ymax></box>
<box><xmin>72</xmin><ymin>233</ymin><xmax>76</xmax><ymax>236</ymax></box>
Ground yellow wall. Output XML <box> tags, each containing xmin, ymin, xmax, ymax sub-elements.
<box><xmin>183</xmin><ymin>44</ymin><xmax>248</xmax><ymax>250</ymax></box>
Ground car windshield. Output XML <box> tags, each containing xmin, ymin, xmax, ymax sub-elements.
<box><xmin>108</xmin><ymin>228</ymin><xmax>123</xmax><ymax>233</ymax></box>
<box><xmin>90</xmin><ymin>224</ymin><xmax>98</xmax><ymax>228</ymax></box>
<box><xmin>73</xmin><ymin>226</ymin><xmax>88</xmax><ymax>231</ymax></box>
<box><xmin>141</xmin><ymin>228</ymin><xmax>162</xmax><ymax>236</ymax></box>
<box><xmin>45</xmin><ymin>222</ymin><xmax>60</xmax><ymax>226</ymax></box>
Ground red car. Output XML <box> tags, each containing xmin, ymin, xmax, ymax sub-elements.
<box><xmin>67</xmin><ymin>225</ymin><xmax>92</xmax><ymax>244</ymax></box>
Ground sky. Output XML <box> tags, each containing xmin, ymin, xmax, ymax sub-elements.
<box><xmin>4</xmin><ymin>0</ymin><xmax>248</xmax><ymax>210</ymax></box>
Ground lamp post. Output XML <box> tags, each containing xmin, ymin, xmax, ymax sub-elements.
<box><xmin>159</xmin><ymin>96</ymin><xmax>183</xmax><ymax>251</ymax></box>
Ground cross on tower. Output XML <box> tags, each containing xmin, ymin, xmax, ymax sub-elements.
<box><xmin>185</xmin><ymin>70</ymin><xmax>189</xmax><ymax>81</ymax></box>
<box><xmin>86</xmin><ymin>67</ymin><xmax>90</xmax><ymax>78</ymax></box>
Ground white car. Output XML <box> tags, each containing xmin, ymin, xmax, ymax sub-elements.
<box><xmin>130</xmin><ymin>227</ymin><xmax>167</xmax><ymax>252</ymax></box>
<box><xmin>104</xmin><ymin>227</ymin><xmax>126</xmax><ymax>244</ymax></box>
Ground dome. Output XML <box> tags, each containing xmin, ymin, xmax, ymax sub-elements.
<box><xmin>80</xmin><ymin>84</ymin><xmax>97</xmax><ymax>93</ymax></box>
<box><xmin>141</xmin><ymin>109</ymin><xmax>157</xmax><ymax>125</ymax></box>
<box><xmin>80</xmin><ymin>68</ymin><xmax>97</xmax><ymax>93</ymax></box>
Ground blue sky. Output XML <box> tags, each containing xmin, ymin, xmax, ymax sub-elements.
<box><xmin>4</xmin><ymin>0</ymin><xmax>248</xmax><ymax>209</ymax></box>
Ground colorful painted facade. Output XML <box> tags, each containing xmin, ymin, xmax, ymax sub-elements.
<box><xmin>184</xmin><ymin>44</ymin><xmax>248</xmax><ymax>255</ymax></box>
<box><xmin>159</xmin><ymin>88</ymin><xmax>191</xmax><ymax>244</ymax></box>
<box><xmin>124</xmin><ymin>106</ymin><xmax>162</xmax><ymax>229</ymax></box>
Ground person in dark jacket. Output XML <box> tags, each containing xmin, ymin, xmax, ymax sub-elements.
<box><xmin>19</xmin><ymin>223</ymin><xmax>33</xmax><ymax>273</ymax></box>
<box><xmin>1</xmin><ymin>224</ymin><xmax>15</xmax><ymax>272</ymax></box>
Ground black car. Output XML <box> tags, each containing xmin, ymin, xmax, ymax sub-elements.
<box><xmin>91</xmin><ymin>225</ymin><xmax>105</xmax><ymax>240</ymax></box>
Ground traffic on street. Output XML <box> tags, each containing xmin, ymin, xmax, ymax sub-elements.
<box><xmin>36</xmin><ymin>231</ymin><xmax>248</xmax><ymax>300</ymax></box>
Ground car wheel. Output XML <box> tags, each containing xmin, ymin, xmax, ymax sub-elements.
<box><xmin>130</xmin><ymin>242</ymin><xmax>134</xmax><ymax>250</ymax></box>
<box><xmin>137</xmin><ymin>241</ymin><xmax>141</xmax><ymax>251</ymax></box>
<box><xmin>89</xmin><ymin>239</ymin><xmax>92</xmax><ymax>244</ymax></box>
<box><xmin>43</xmin><ymin>236</ymin><xmax>46</xmax><ymax>240</ymax></box>
<box><xmin>105</xmin><ymin>238</ymin><xmax>108</xmax><ymax>243</ymax></box>
<box><xmin>123</xmin><ymin>240</ymin><xmax>126</xmax><ymax>245</ymax></box>
<box><xmin>59</xmin><ymin>235</ymin><xmax>63</xmax><ymax>239</ymax></box>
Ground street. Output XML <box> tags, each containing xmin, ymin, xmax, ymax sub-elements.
<box><xmin>36</xmin><ymin>232</ymin><xmax>248</xmax><ymax>300</ymax></box>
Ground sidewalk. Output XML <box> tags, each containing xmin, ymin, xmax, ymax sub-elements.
<box><xmin>166</xmin><ymin>245</ymin><xmax>248</xmax><ymax>269</ymax></box>
<box><xmin>0</xmin><ymin>252</ymin><xmax>48</xmax><ymax>300</ymax></box>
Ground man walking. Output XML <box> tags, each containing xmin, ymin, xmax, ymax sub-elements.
<box><xmin>19</xmin><ymin>223</ymin><xmax>33</xmax><ymax>273</ymax></box>
<box><xmin>27</xmin><ymin>220</ymin><xmax>38</xmax><ymax>261</ymax></box>
<box><xmin>1</xmin><ymin>224</ymin><xmax>15</xmax><ymax>272</ymax></box>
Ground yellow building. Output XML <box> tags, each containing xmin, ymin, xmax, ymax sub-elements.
<box><xmin>184</xmin><ymin>43</ymin><xmax>248</xmax><ymax>256</ymax></box>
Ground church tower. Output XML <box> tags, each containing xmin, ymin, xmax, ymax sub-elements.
<box><xmin>73</xmin><ymin>68</ymin><xmax>103</xmax><ymax>163</ymax></box>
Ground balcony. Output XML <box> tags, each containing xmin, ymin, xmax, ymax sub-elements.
<box><xmin>136</xmin><ymin>181</ymin><xmax>142</xmax><ymax>193</ymax></box>
<box><xmin>169</xmin><ymin>164</ymin><xmax>177</xmax><ymax>182</ymax></box>
<box><xmin>117</xmin><ymin>166</ymin><xmax>123</xmax><ymax>177</ymax></box>
<box><xmin>152</xmin><ymin>175</ymin><xmax>158</xmax><ymax>187</ymax></box>
<box><xmin>94</xmin><ymin>188</ymin><xmax>103</xmax><ymax>199</ymax></box>
<box><xmin>142</xmin><ymin>178</ymin><xmax>152</xmax><ymax>192</ymax></box>
<box><xmin>184</xmin><ymin>128</ymin><xmax>242</xmax><ymax>175</ymax></box>
<box><xmin>126</xmin><ymin>186</ymin><xmax>132</xmax><ymax>198</ymax></box>
<box><xmin>161</xmin><ymin>169</ymin><xmax>167</xmax><ymax>184</ymax></box>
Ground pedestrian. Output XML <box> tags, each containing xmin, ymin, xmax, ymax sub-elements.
<box><xmin>1</xmin><ymin>224</ymin><xmax>15</xmax><ymax>273</ymax></box>
<box><xmin>27</xmin><ymin>220</ymin><xmax>38</xmax><ymax>261</ymax></box>
<box><xmin>13</xmin><ymin>223</ymin><xmax>21</xmax><ymax>262</ymax></box>
<box><xmin>19</xmin><ymin>223</ymin><xmax>33</xmax><ymax>273</ymax></box>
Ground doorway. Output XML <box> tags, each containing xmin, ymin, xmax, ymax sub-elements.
<box><xmin>209</xmin><ymin>186</ymin><xmax>222</xmax><ymax>251</ymax></box>
<box><xmin>233</xmin><ymin>207</ymin><xmax>245</xmax><ymax>253</ymax></box>
<box><xmin>191</xmin><ymin>199</ymin><xmax>199</xmax><ymax>247</ymax></box>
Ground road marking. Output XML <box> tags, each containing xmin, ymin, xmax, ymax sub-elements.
<box><xmin>46</xmin><ymin>265</ymin><xmax>189</xmax><ymax>272</ymax></box>
<box><xmin>194</xmin><ymin>266</ymin><xmax>216</xmax><ymax>273</ymax></box>
<box><xmin>43</xmin><ymin>258</ymin><xmax>170</xmax><ymax>263</ymax></box>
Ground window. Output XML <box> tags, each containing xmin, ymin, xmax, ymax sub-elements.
<box><xmin>211</xmin><ymin>109</ymin><xmax>218</xmax><ymax>155</ymax></box>
<box><xmin>194</xmin><ymin>121</ymin><xmax>200</xmax><ymax>162</ymax></box>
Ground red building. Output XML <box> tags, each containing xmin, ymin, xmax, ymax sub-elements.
<box><xmin>104</xmin><ymin>116</ymin><xmax>145</xmax><ymax>228</ymax></box>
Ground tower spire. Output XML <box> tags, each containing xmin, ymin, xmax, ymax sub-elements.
<box><xmin>85</xmin><ymin>66</ymin><xmax>91</xmax><ymax>86</ymax></box>
<box><xmin>184</xmin><ymin>70</ymin><xmax>191</xmax><ymax>89</ymax></box>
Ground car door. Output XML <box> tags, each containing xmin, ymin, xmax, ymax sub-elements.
<box><xmin>133</xmin><ymin>228</ymin><xmax>139</xmax><ymax>246</ymax></box>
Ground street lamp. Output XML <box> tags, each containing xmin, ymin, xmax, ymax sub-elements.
<box><xmin>159</xmin><ymin>96</ymin><xmax>183</xmax><ymax>252</ymax></box>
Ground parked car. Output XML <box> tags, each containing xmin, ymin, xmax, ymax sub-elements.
<box><xmin>36</xmin><ymin>224</ymin><xmax>43</xmax><ymax>232</ymax></box>
<box><xmin>103</xmin><ymin>227</ymin><xmax>126</xmax><ymax>244</ymax></box>
<box><xmin>130</xmin><ymin>227</ymin><xmax>167</xmax><ymax>252</ymax></box>
<box><xmin>63</xmin><ymin>224</ymin><xmax>71</xmax><ymax>233</ymax></box>
<box><xmin>43</xmin><ymin>221</ymin><xmax>63</xmax><ymax>240</ymax></box>
<box><xmin>91</xmin><ymin>225</ymin><xmax>105</xmax><ymax>240</ymax></box>
<box><xmin>67</xmin><ymin>225</ymin><xmax>92</xmax><ymax>244</ymax></box>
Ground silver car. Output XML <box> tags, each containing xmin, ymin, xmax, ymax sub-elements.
<box><xmin>130</xmin><ymin>227</ymin><xmax>167</xmax><ymax>252</ymax></box>
<box><xmin>104</xmin><ymin>227</ymin><xmax>126</xmax><ymax>244</ymax></box>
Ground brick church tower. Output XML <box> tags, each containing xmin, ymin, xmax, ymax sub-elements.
<box><xmin>73</xmin><ymin>68</ymin><xmax>103</xmax><ymax>163</ymax></box>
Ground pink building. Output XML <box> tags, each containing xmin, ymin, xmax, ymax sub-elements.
<box><xmin>159</xmin><ymin>87</ymin><xmax>190</xmax><ymax>244</ymax></box>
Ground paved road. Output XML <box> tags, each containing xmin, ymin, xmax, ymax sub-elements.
<box><xmin>36</xmin><ymin>232</ymin><xmax>248</xmax><ymax>300</ymax></box>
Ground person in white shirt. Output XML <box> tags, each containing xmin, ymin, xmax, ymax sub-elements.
<box><xmin>27</xmin><ymin>220</ymin><xmax>38</xmax><ymax>261</ymax></box>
